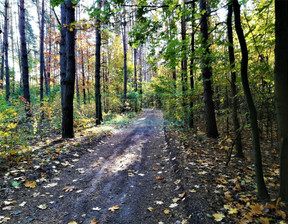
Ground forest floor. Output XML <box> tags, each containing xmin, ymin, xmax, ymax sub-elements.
<box><xmin>0</xmin><ymin>110</ymin><xmax>287</xmax><ymax>224</ymax></box>
<box><xmin>0</xmin><ymin>110</ymin><xmax>209</xmax><ymax>224</ymax></box>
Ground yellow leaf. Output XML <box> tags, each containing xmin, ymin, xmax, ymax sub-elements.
<box><xmin>70</xmin><ymin>27</ymin><xmax>73</xmax><ymax>32</ymax></box>
<box><xmin>155</xmin><ymin>176</ymin><xmax>163</xmax><ymax>180</ymax></box>
<box><xmin>90</xmin><ymin>218</ymin><xmax>99</xmax><ymax>224</ymax></box>
<box><xmin>259</xmin><ymin>217</ymin><xmax>270</xmax><ymax>224</ymax></box>
<box><xmin>213</xmin><ymin>213</ymin><xmax>225</xmax><ymax>222</ymax></box>
<box><xmin>250</xmin><ymin>203</ymin><xmax>264</xmax><ymax>215</ymax></box>
<box><xmin>2</xmin><ymin>217</ymin><xmax>10</xmax><ymax>222</ymax></box>
<box><xmin>276</xmin><ymin>210</ymin><xmax>286</xmax><ymax>220</ymax></box>
<box><xmin>228</xmin><ymin>208</ymin><xmax>238</xmax><ymax>215</ymax></box>
<box><xmin>164</xmin><ymin>209</ymin><xmax>170</xmax><ymax>214</ymax></box>
<box><xmin>108</xmin><ymin>205</ymin><xmax>119</xmax><ymax>212</ymax></box>
<box><xmin>68</xmin><ymin>222</ymin><xmax>78</xmax><ymax>224</ymax></box>
<box><xmin>147</xmin><ymin>207</ymin><xmax>154</xmax><ymax>212</ymax></box>
<box><xmin>25</xmin><ymin>181</ymin><xmax>36</xmax><ymax>188</ymax></box>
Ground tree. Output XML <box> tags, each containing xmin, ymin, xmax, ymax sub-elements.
<box><xmin>19</xmin><ymin>0</ymin><xmax>31</xmax><ymax>112</ymax></box>
<box><xmin>181</xmin><ymin>1</ymin><xmax>188</xmax><ymax>119</ymax></box>
<box><xmin>233</xmin><ymin>0</ymin><xmax>269</xmax><ymax>199</ymax></box>
<box><xmin>200</xmin><ymin>0</ymin><xmax>218</xmax><ymax>138</ymax></box>
<box><xmin>95</xmin><ymin>0</ymin><xmax>103</xmax><ymax>125</ymax></box>
<box><xmin>4</xmin><ymin>0</ymin><xmax>10</xmax><ymax>102</ymax></box>
<box><xmin>227</xmin><ymin>1</ymin><xmax>243</xmax><ymax>157</ymax></box>
<box><xmin>274</xmin><ymin>0</ymin><xmax>288</xmax><ymax>202</ymax></box>
<box><xmin>61</xmin><ymin>0</ymin><xmax>76</xmax><ymax>138</ymax></box>
<box><xmin>39</xmin><ymin>0</ymin><xmax>45</xmax><ymax>101</ymax></box>
<box><xmin>189</xmin><ymin>0</ymin><xmax>196</xmax><ymax>128</ymax></box>
<box><xmin>122</xmin><ymin>5</ymin><xmax>128</xmax><ymax>111</ymax></box>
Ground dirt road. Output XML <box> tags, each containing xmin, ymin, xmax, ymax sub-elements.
<box><xmin>1</xmin><ymin>110</ymin><xmax>209</xmax><ymax>224</ymax></box>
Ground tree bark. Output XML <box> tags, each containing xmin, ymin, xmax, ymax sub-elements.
<box><xmin>0</xmin><ymin>34</ymin><xmax>4</xmax><ymax>89</ymax></box>
<box><xmin>61</xmin><ymin>0</ymin><xmax>76</xmax><ymax>138</ymax></box>
<box><xmin>189</xmin><ymin>0</ymin><xmax>195</xmax><ymax>128</ymax></box>
<box><xmin>274</xmin><ymin>0</ymin><xmax>288</xmax><ymax>202</ymax></box>
<box><xmin>181</xmin><ymin>3</ymin><xmax>188</xmax><ymax>118</ymax></box>
<box><xmin>227</xmin><ymin>1</ymin><xmax>243</xmax><ymax>157</ymax></box>
<box><xmin>19</xmin><ymin>0</ymin><xmax>30</xmax><ymax>112</ymax></box>
<box><xmin>233</xmin><ymin>0</ymin><xmax>269</xmax><ymax>199</ymax></box>
<box><xmin>39</xmin><ymin>0</ymin><xmax>45</xmax><ymax>101</ymax></box>
<box><xmin>4</xmin><ymin>0</ymin><xmax>10</xmax><ymax>102</ymax></box>
<box><xmin>200</xmin><ymin>0</ymin><xmax>218</xmax><ymax>138</ymax></box>
<box><xmin>122</xmin><ymin>8</ymin><xmax>128</xmax><ymax>111</ymax></box>
<box><xmin>81</xmin><ymin>50</ymin><xmax>86</xmax><ymax>104</ymax></box>
<box><xmin>134</xmin><ymin>47</ymin><xmax>137</xmax><ymax>92</ymax></box>
<box><xmin>95</xmin><ymin>0</ymin><xmax>103</xmax><ymax>125</ymax></box>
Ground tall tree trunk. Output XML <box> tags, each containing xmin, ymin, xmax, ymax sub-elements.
<box><xmin>139</xmin><ymin>46</ymin><xmax>143</xmax><ymax>109</ymax></box>
<box><xmin>39</xmin><ymin>0</ymin><xmax>45</xmax><ymax>101</ymax></box>
<box><xmin>4</xmin><ymin>0</ymin><xmax>10</xmax><ymax>102</ymax></box>
<box><xmin>95</xmin><ymin>0</ymin><xmax>103</xmax><ymax>125</ymax></box>
<box><xmin>200</xmin><ymin>0</ymin><xmax>218</xmax><ymax>138</ymax></box>
<box><xmin>10</xmin><ymin>5</ymin><xmax>15</xmax><ymax>93</ymax></box>
<box><xmin>0</xmin><ymin>35</ymin><xmax>4</xmax><ymax>89</ymax></box>
<box><xmin>81</xmin><ymin>50</ymin><xmax>86</xmax><ymax>104</ymax></box>
<box><xmin>122</xmin><ymin>9</ymin><xmax>128</xmax><ymax>111</ymax></box>
<box><xmin>189</xmin><ymin>0</ymin><xmax>195</xmax><ymax>128</ymax></box>
<box><xmin>134</xmin><ymin>48</ymin><xmax>137</xmax><ymax>92</ymax></box>
<box><xmin>19</xmin><ymin>0</ymin><xmax>30</xmax><ymax>112</ymax></box>
<box><xmin>227</xmin><ymin>2</ymin><xmax>243</xmax><ymax>157</ymax></box>
<box><xmin>274</xmin><ymin>0</ymin><xmax>288</xmax><ymax>202</ymax></box>
<box><xmin>61</xmin><ymin>0</ymin><xmax>76</xmax><ymax>138</ymax></box>
<box><xmin>233</xmin><ymin>0</ymin><xmax>269</xmax><ymax>199</ymax></box>
<box><xmin>181</xmin><ymin>3</ymin><xmax>188</xmax><ymax>119</ymax></box>
<box><xmin>60</xmin><ymin>3</ymin><xmax>67</xmax><ymax>106</ymax></box>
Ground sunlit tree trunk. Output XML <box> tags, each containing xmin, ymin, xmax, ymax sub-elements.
<box><xmin>19</xmin><ymin>0</ymin><xmax>30</xmax><ymax>112</ymax></box>
<box><xmin>39</xmin><ymin>0</ymin><xmax>45</xmax><ymax>101</ymax></box>
<box><xmin>4</xmin><ymin>0</ymin><xmax>9</xmax><ymax>102</ymax></box>
<box><xmin>122</xmin><ymin>6</ymin><xmax>128</xmax><ymax>111</ymax></box>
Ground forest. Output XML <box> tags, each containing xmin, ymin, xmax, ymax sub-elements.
<box><xmin>0</xmin><ymin>0</ymin><xmax>288</xmax><ymax>223</ymax></box>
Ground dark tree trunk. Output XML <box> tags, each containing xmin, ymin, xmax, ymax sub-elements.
<box><xmin>61</xmin><ymin>0</ymin><xmax>76</xmax><ymax>138</ymax></box>
<box><xmin>233</xmin><ymin>0</ymin><xmax>269</xmax><ymax>199</ymax></box>
<box><xmin>227</xmin><ymin>2</ymin><xmax>243</xmax><ymax>157</ymax></box>
<box><xmin>181</xmin><ymin>4</ymin><xmax>188</xmax><ymax>115</ymax></box>
<box><xmin>19</xmin><ymin>0</ymin><xmax>30</xmax><ymax>111</ymax></box>
<box><xmin>95</xmin><ymin>0</ymin><xmax>103</xmax><ymax>125</ymax></box>
<box><xmin>60</xmin><ymin>3</ymin><xmax>67</xmax><ymax>105</ymax></box>
<box><xmin>122</xmin><ymin>12</ymin><xmax>128</xmax><ymax>111</ymax></box>
<box><xmin>200</xmin><ymin>0</ymin><xmax>218</xmax><ymax>138</ymax></box>
<box><xmin>274</xmin><ymin>0</ymin><xmax>288</xmax><ymax>202</ymax></box>
<box><xmin>81</xmin><ymin>50</ymin><xmax>86</xmax><ymax>104</ymax></box>
<box><xmin>4</xmin><ymin>0</ymin><xmax>10</xmax><ymax>102</ymax></box>
<box><xmin>39</xmin><ymin>0</ymin><xmax>45</xmax><ymax>101</ymax></box>
<box><xmin>189</xmin><ymin>0</ymin><xmax>195</xmax><ymax>128</ymax></box>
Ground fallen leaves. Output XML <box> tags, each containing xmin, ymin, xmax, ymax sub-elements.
<box><xmin>164</xmin><ymin>209</ymin><xmax>170</xmax><ymax>214</ymax></box>
<box><xmin>155</xmin><ymin>176</ymin><xmax>164</xmax><ymax>180</ymax></box>
<box><xmin>147</xmin><ymin>207</ymin><xmax>154</xmax><ymax>212</ymax></box>
<box><xmin>108</xmin><ymin>205</ymin><xmax>119</xmax><ymax>212</ymax></box>
<box><xmin>25</xmin><ymin>181</ymin><xmax>36</xmax><ymax>188</ymax></box>
<box><xmin>37</xmin><ymin>204</ymin><xmax>47</xmax><ymax>210</ymax></box>
<box><xmin>62</xmin><ymin>186</ymin><xmax>76</xmax><ymax>192</ymax></box>
<box><xmin>213</xmin><ymin>213</ymin><xmax>225</xmax><ymax>221</ymax></box>
<box><xmin>90</xmin><ymin>218</ymin><xmax>99</xmax><ymax>224</ymax></box>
